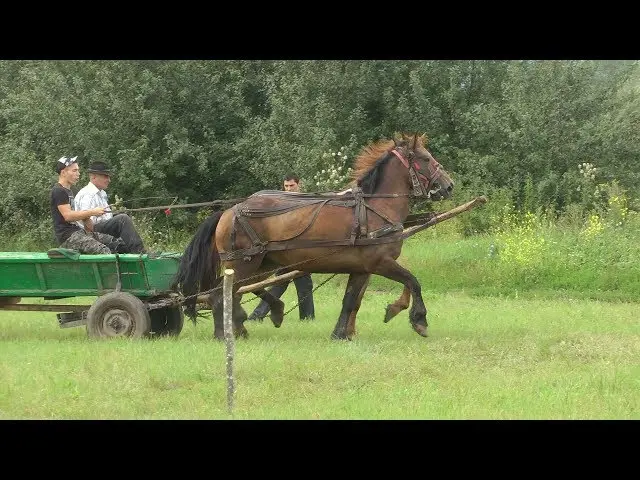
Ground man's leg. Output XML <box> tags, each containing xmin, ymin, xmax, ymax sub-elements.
<box><xmin>92</xmin><ymin>232</ymin><xmax>127</xmax><ymax>253</ymax></box>
<box><xmin>94</xmin><ymin>214</ymin><xmax>145</xmax><ymax>253</ymax></box>
<box><xmin>60</xmin><ymin>230</ymin><xmax>112</xmax><ymax>254</ymax></box>
<box><xmin>248</xmin><ymin>281</ymin><xmax>290</xmax><ymax>320</ymax></box>
<box><xmin>293</xmin><ymin>273</ymin><xmax>315</xmax><ymax>320</ymax></box>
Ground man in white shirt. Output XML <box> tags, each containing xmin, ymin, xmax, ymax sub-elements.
<box><xmin>74</xmin><ymin>161</ymin><xmax>147</xmax><ymax>254</ymax></box>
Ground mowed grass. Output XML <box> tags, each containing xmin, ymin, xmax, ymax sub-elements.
<box><xmin>1</xmin><ymin>280</ymin><xmax>638</xmax><ymax>419</ymax></box>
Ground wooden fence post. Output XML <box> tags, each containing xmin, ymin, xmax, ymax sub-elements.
<box><xmin>222</xmin><ymin>268</ymin><xmax>235</xmax><ymax>414</ymax></box>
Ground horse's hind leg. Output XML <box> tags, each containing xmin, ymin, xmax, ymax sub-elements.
<box><xmin>345</xmin><ymin>274</ymin><xmax>370</xmax><ymax>340</ymax></box>
<box><xmin>331</xmin><ymin>273</ymin><xmax>370</xmax><ymax>340</ymax></box>
<box><xmin>384</xmin><ymin>286</ymin><xmax>411</xmax><ymax>323</ymax></box>
<box><xmin>211</xmin><ymin>286</ymin><xmax>249</xmax><ymax>339</ymax></box>
<box><xmin>210</xmin><ymin>288</ymin><xmax>225</xmax><ymax>340</ymax></box>
<box><xmin>232</xmin><ymin>294</ymin><xmax>249</xmax><ymax>338</ymax></box>
<box><xmin>251</xmin><ymin>288</ymin><xmax>285</xmax><ymax>327</ymax></box>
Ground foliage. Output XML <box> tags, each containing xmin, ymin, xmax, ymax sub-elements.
<box><xmin>492</xmin><ymin>211</ymin><xmax>548</xmax><ymax>282</ymax></box>
<box><xmin>311</xmin><ymin>144</ymin><xmax>354</xmax><ymax>192</ymax></box>
<box><xmin>1</xmin><ymin>60</ymin><xmax>640</xmax><ymax>246</ymax></box>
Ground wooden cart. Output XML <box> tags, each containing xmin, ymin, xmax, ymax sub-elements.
<box><xmin>0</xmin><ymin>251</ymin><xmax>184</xmax><ymax>338</ymax></box>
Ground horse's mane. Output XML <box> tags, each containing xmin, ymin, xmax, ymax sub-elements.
<box><xmin>350</xmin><ymin>139</ymin><xmax>396</xmax><ymax>182</ymax></box>
<box><xmin>347</xmin><ymin>133</ymin><xmax>428</xmax><ymax>193</ymax></box>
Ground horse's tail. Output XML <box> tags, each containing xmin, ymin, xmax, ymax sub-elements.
<box><xmin>173</xmin><ymin>211</ymin><xmax>224</xmax><ymax>323</ymax></box>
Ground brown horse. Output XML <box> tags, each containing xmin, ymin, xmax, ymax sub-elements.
<box><xmin>174</xmin><ymin>133</ymin><xmax>454</xmax><ymax>340</ymax></box>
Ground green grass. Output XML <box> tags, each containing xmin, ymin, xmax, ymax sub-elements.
<box><xmin>1</xmin><ymin>285</ymin><xmax>638</xmax><ymax>419</ymax></box>
<box><xmin>1</xmin><ymin>214</ymin><xmax>640</xmax><ymax>419</ymax></box>
<box><xmin>391</xmin><ymin>224</ymin><xmax>640</xmax><ymax>301</ymax></box>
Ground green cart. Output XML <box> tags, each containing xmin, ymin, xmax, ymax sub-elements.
<box><xmin>0</xmin><ymin>251</ymin><xmax>185</xmax><ymax>338</ymax></box>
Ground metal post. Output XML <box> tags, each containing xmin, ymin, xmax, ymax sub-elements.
<box><xmin>222</xmin><ymin>268</ymin><xmax>235</xmax><ymax>414</ymax></box>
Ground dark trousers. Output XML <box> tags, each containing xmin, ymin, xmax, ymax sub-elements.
<box><xmin>251</xmin><ymin>272</ymin><xmax>315</xmax><ymax>320</ymax></box>
<box><xmin>94</xmin><ymin>214</ymin><xmax>145</xmax><ymax>254</ymax></box>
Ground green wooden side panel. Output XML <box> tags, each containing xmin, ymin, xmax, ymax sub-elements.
<box><xmin>0</xmin><ymin>252</ymin><xmax>182</xmax><ymax>298</ymax></box>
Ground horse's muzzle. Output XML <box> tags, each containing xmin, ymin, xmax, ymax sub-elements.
<box><xmin>429</xmin><ymin>183</ymin><xmax>454</xmax><ymax>201</ymax></box>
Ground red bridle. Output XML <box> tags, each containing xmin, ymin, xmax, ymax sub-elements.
<box><xmin>390</xmin><ymin>148</ymin><xmax>443</xmax><ymax>196</ymax></box>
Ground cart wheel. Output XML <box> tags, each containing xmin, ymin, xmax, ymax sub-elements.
<box><xmin>86</xmin><ymin>292</ymin><xmax>151</xmax><ymax>339</ymax></box>
<box><xmin>149</xmin><ymin>306</ymin><xmax>184</xmax><ymax>337</ymax></box>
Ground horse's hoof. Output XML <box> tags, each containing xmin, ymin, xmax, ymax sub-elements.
<box><xmin>235</xmin><ymin>329</ymin><xmax>249</xmax><ymax>339</ymax></box>
<box><xmin>330</xmin><ymin>331</ymin><xmax>349</xmax><ymax>341</ymax></box>
<box><xmin>411</xmin><ymin>323</ymin><xmax>429</xmax><ymax>337</ymax></box>
<box><xmin>384</xmin><ymin>305</ymin><xmax>399</xmax><ymax>323</ymax></box>
<box><xmin>270</xmin><ymin>313</ymin><xmax>283</xmax><ymax>328</ymax></box>
<box><xmin>270</xmin><ymin>303</ymin><xmax>284</xmax><ymax>328</ymax></box>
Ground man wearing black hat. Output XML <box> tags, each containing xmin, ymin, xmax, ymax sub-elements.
<box><xmin>74</xmin><ymin>160</ymin><xmax>147</xmax><ymax>254</ymax></box>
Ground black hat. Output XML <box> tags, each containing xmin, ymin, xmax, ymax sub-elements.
<box><xmin>87</xmin><ymin>161</ymin><xmax>112</xmax><ymax>175</ymax></box>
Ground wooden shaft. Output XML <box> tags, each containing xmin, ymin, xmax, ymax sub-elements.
<box><xmin>0</xmin><ymin>304</ymin><xmax>90</xmax><ymax>312</ymax></box>
<box><xmin>402</xmin><ymin>196</ymin><xmax>488</xmax><ymax>238</ymax></box>
<box><xmin>195</xmin><ymin>269</ymin><xmax>306</xmax><ymax>304</ymax></box>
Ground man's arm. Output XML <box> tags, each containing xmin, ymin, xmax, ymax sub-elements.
<box><xmin>57</xmin><ymin>203</ymin><xmax>105</xmax><ymax>222</ymax></box>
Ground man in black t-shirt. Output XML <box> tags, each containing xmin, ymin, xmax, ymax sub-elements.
<box><xmin>50</xmin><ymin>156</ymin><xmax>126</xmax><ymax>254</ymax></box>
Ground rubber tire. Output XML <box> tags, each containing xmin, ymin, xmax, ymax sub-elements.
<box><xmin>86</xmin><ymin>292</ymin><xmax>151</xmax><ymax>339</ymax></box>
<box><xmin>149</xmin><ymin>306</ymin><xmax>184</xmax><ymax>337</ymax></box>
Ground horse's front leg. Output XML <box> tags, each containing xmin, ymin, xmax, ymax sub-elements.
<box><xmin>345</xmin><ymin>274</ymin><xmax>370</xmax><ymax>339</ymax></box>
<box><xmin>373</xmin><ymin>258</ymin><xmax>428</xmax><ymax>337</ymax></box>
<box><xmin>251</xmin><ymin>288</ymin><xmax>285</xmax><ymax>327</ymax></box>
<box><xmin>331</xmin><ymin>273</ymin><xmax>370</xmax><ymax>340</ymax></box>
<box><xmin>384</xmin><ymin>286</ymin><xmax>411</xmax><ymax>323</ymax></box>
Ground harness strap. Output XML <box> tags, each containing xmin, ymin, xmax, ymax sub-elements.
<box><xmin>218</xmin><ymin>232</ymin><xmax>405</xmax><ymax>261</ymax></box>
<box><xmin>294</xmin><ymin>199</ymin><xmax>331</xmax><ymax>238</ymax></box>
<box><xmin>365</xmin><ymin>203</ymin><xmax>403</xmax><ymax>238</ymax></box>
<box><xmin>232</xmin><ymin>204</ymin><xmax>266</xmax><ymax>252</ymax></box>
<box><xmin>240</xmin><ymin>198</ymin><xmax>341</xmax><ymax>217</ymax></box>
<box><xmin>350</xmin><ymin>186</ymin><xmax>367</xmax><ymax>246</ymax></box>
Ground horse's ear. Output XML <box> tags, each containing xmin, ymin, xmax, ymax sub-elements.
<box><xmin>412</xmin><ymin>133</ymin><xmax>418</xmax><ymax>150</ymax></box>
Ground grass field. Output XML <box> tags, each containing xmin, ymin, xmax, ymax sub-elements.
<box><xmin>2</xmin><ymin>215</ymin><xmax>640</xmax><ymax>419</ymax></box>
<box><xmin>1</xmin><ymin>278</ymin><xmax>638</xmax><ymax>419</ymax></box>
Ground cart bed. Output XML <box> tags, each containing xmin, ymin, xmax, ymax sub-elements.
<box><xmin>0</xmin><ymin>252</ymin><xmax>182</xmax><ymax>298</ymax></box>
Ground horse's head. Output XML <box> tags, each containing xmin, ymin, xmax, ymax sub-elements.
<box><xmin>393</xmin><ymin>133</ymin><xmax>454</xmax><ymax>200</ymax></box>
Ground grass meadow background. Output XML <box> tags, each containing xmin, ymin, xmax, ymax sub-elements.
<box><xmin>1</xmin><ymin>212</ymin><xmax>639</xmax><ymax>419</ymax></box>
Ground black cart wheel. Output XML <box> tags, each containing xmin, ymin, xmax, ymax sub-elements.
<box><xmin>149</xmin><ymin>306</ymin><xmax>184</xmax><ymax>337</ymax></box>
<box><xmin>86</xmin><ymin>292</ymin><xmax>151</xmax><ymax>339</ymax></box>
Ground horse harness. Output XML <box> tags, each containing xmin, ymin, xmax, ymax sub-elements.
<box><xmin>218</xmin><ymin>148</ymin><xmax>442</xmax><ymax>262</ymax></box>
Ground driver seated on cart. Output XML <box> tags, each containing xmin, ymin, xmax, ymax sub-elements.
<box><xmin>74</xmin><ymin>160</ymin><xmax>147</xmax><ymax>254</ymax></box>
<box><xmin>50</xmin><ymin>156</ymin><xmax>128</xmax><ymax>255</ymax></box>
